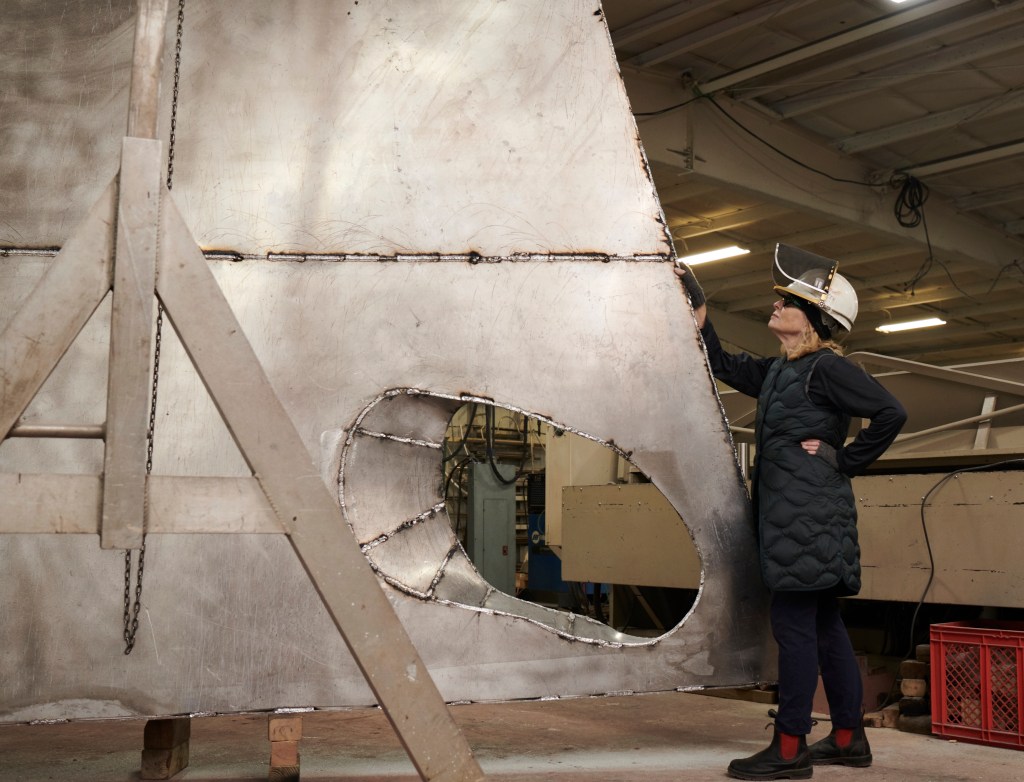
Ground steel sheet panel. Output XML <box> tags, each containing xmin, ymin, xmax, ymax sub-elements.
<box><xmin>0</xmin><ymin>1</ymin><xmax>668</xmax><ymax>257</ymax></box>
<box><xmin>0</xmin><ymin>0</ymin><xmax>771</xmax><ymax>725</ymax></box>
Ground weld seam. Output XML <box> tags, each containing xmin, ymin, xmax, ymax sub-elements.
<box><xmin>354</xmin><ymin>428</ymin><xmax>442</xmax><ymax>449</ymax></box>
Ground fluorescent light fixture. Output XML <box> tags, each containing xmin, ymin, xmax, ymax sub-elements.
<box><xmin>875</xmin><ymin>317</ymin><xmax>946</xmax><ymax>333</ymax></box>
<box><xmin>678</xmin><ymin>245</ymin><xmax>750</xmax><ymax>266</ymax></box>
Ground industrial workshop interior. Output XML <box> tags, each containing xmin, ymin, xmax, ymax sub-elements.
<box><xmin>3</xmin><ymin>1</ymin><xmax>1024</xmax><ymax>781</ymax></box>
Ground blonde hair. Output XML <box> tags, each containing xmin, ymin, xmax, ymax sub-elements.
<box><xmin>783</xmin><ymin>325</ymin><xmax>845</xmax><ymax>360</ymax></box>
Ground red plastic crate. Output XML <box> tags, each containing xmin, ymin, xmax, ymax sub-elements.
<box><xmin>931</xmin><ymin>620</ymin><xmax>1024</xmax><ymax>750</ymax></box>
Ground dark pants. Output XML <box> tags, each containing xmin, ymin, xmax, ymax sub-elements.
<box><xmin>770</xmin><ymin>589</ymin><xmax>863</xmax><ymax>736</ymax></box>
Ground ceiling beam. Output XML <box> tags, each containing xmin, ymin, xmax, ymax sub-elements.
<box><xmin>955</xmin><ymin>183</ymin><xmax>1024</xmax><ymax>212</ymax></box>
<box><xmin>1005</xmin><ymin>218</ymin><xmax>1024</xmax><ymax>235</ymax></box>
<box><xmin>698</xmin><ymin>0</ymin><xmax>973</xmax><ymax>96</ymax></box>
<box><xmin>853</xmin><ymin>319</ymin><xmax>1024</xmax><ymax>353</ymax></box>
<box><xmin>654</xmin><ymin>179</ymin><xmax>720</xmax><ymax>205</ymax></box>
<box><xmin>836</xmin><ymin>89</ymin><xmax>1024</xmax><ymax>154</ymax></box>
<box><xmin>627</xmin><ymin>0</ymin><xmax>816</xmax><ymax>68</ymax></box>
<box><xmin>860</xmin><ymin>276</ymin><xmax>1019</xmax><ymax>312</ymax></box>
<box><xmin>667</xmin><ymin>203</ymin><xmax>790</xmax><ymax>238</ymax></box>
<box><xmin>901</xmin><ymin>340</ymin><xmax>1024</xmax><ymax>365</ymax></box>
<box><xmin>902</xmin><ymin>139</ymin><xmax>1024</xmax><ymax>178</ymax></box>
<box><xmin>610</xmin><ymin>0</ymin><xmax>729</xmax><ymax>48</ymax></box>
<box><xmin>735</xmin><ymin>224</ymin><xmax>862</xmax><ymax>255</ymax></box>
<box><xmin>627</xmin><ymin>79</ymin><xmax>1024</xmax><ymax>269</ymax></box>
<box><xmin>726</xmin><ymin>0</ymin><xmax>1024</xmax><ymax>103</ymax></box>
<box><xmin>771</xmin><ymin>22</ymin><xmax>1024</xmax><ymax>119</ymax></box>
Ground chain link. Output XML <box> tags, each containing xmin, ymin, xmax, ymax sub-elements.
<box><xmin>165</xmin><ymin>0</ymin><xmax>185</xmax><ymax>191</ymax></box>
<box><xmin>124</xmin><ymin>0</ymin><xmax>185</xmax><ymax>655</ymax></box>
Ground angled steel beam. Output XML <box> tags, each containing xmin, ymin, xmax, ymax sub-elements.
<box><xmin>955</xmin><ymin>182</ymin><xmax>1024</xmax><ymax>212</ymax></box>
<box><xmin>847</xmin><ymin>352</ymin><xmax>1024</xmax><ymax>396</ymax></box>
<box><xmin>902</xmin><ymin>139</ymin><xmax>1024</xmax><ymax>178</ymax></box>
<box><xmin>668</xmin><ymin>203</ymin><xmax>790</xmax><ymax>238</ymax></box>
<box><xmin>723</xmin><ymin>0</ymin><xmax>1022</xmax><ymax>103</ymax></box>
<box><xmin>627</xmin><ymin>0</ymin><xmax>815</xmax><ymax>68</ymax></box>
<box><xmin>712</xmin><ymin>0</ymin><xmax>1024</xmax><ymax>103</ymax></box>
<box><xmin>837</xmin><ymin>89</ymin><xmax>1024</xmax><ymax>155</ymax></box>
<box><xmin>772</xmin><ymin>22</ymin><xmax>1024</xmax><ymax>119</ymax></box>
<box><xmin>699</xmin><ymin>0</ymin><xmax>972</xmax><ymax>96</ymax></box>
<box><xmin>610</xmin><ymin>0</ymin><xmax>727</xmax><ymax>48</ymax></box>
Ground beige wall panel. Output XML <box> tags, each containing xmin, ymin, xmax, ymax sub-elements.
<box><xmin>856</xmin><ymin>471</ymin><xmax>1024</xmax><ymax>606</ymax></box>
<box><xmin>562</xmin><ymin>483</ymin><xmax>701</xmax><ymax>588</ymax></box>
<box><xmin>543</xmin><ymin>428</ymin><xmax>622</xmax><ymax>548</ymax></box>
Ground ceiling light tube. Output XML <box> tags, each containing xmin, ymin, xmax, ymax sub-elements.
<box><xmin>678</xmin><ymin>245</ymin><xmax>750</xmax><ymax>266</ymax></box>
<box><xmin>875</xmin><ymin>317</ymin><xmax>946</xmax><ymax>333</ymax></box>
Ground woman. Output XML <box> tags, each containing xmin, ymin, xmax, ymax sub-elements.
<box><xmin>676</xmin><ymin>251</ymin><xmax>907</xmax><ymax>781</ymax></box>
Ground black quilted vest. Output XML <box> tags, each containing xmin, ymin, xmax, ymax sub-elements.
<box><xmin>752</xmin><ymin>350</ymin><xmax>859</xmax><ymax>594</ymax></box>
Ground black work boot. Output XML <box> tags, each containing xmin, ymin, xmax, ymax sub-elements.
<box><xmin>808</xmin><ymin>724</ymin><xmax>872</xmax><ymax>767</ymax></box>
<box><xmin>727</xmin><ymin>726</ymin><xmax>812</xmax><ymax>780</ymax></box>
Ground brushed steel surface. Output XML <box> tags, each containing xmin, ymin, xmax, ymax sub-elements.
<box><xmin>1</xmin><ymin>259</ymin><xmax>771</xmax><ymax>721</ymax></box>
<box><xmin>155</xmin><ymin>192</ymin><xmax>484</xmax><ymax>781</ymax></box>
<box><xmin>0</xmin><ymin>0</ymin><xmax>668</xmax><ymax>257</ymax></box>
<box><xmin>0</xmin><ymin>0</ymin><xmax>771</xmax><ymax>725</ymax></box>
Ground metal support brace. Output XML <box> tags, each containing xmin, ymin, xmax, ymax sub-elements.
<box><xmin>973</xmin><ymin>395</ymin><xmax>997</xmax><ymax>450</ymax></box>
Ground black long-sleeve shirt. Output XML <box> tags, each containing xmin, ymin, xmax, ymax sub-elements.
<box><xmin>700</xmin><ymin>318</ymin><xmax>907</xmax><ymax>476</ymax></box>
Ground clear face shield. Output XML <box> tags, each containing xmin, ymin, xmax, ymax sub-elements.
<box><xmin>771</xmin><ymin>243</ymin><xmax>839</xmax><ymax>305</ymax></box>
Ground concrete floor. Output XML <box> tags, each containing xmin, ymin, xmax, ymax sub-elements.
<box><xmin>1</xmin><ymin>691</ymin><xmax>1021</xmax><ymax>781</ymax></box>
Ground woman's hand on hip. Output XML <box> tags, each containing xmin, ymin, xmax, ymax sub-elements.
<box><xmin>802</xmin><ymin>439</ymin><xmax>839</xmax><ymax>469</ymax></box>
<box><xmin>800</xmin><ymin>439</ymin><xmax>821</xmax><ymax>455</ymax></box>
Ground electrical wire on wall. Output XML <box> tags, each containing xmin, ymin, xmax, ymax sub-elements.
<box><xmin>869</xmin><ymin>456</ymin><xmax>1024</xmax><ymax>711</ymax></box>
<box><xmin>441</xmin><ymin>402</ymin><xmax>477</xmax><ymax>465</ymax></box>
<box><xmin>905</xmin><ymin>457</ymin><xmax>1024</xmax><ymax>659</ymax></box>
<box><xmin>485</xmin><ymin>404</ymin><xmax>528</xmax><ymax>486</ymax></box>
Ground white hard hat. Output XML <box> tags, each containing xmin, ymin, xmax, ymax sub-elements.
<box><xmin>771</xmin><ymin>244</ymin><xmax>859</xmax><ymax>333</ymax></box>
<box><xmin>774</xmin><ymin>270</ymin><xmax>859</xmax><ymax>332</ymax></box>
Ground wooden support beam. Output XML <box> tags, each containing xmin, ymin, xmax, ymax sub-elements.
<box><xmin>101</xmin><ymin>137</ymin><xmax>163</xmax><ymax>550</ymax></box>
<box><xmin>127</xmin><ymin>0</ymin><xmax>171</xmax><ymax>139</ymax></box>
<box><xmin>269</xmin><ymin>715</ymin><xmax>302</xmax><ymax>782</ymax></box>
<box><xmin>141</xmin><ymin>717</ymin><xmax>190</xmax><ymax>780</ymax></box>
<box><xmin>0</xmin><ymin>183</ymin><xmax>115</xmax><ymax>440</ymax></box>
<box><xmin>156</xmin><ymin>195</ymin><xmax>484</xmax><ymax>782</ymax></box>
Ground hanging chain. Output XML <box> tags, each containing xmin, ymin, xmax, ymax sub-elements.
<box><xmin>123</xmin><ymin>0</ymin><xmax>185</xmax><ymax>655</ymax></box>
<box><xmin>165</xmin><ymin>0</ymin><xmax>185</xmax><ymax>192</ymax></box>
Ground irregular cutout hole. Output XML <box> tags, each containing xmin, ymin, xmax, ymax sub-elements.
<box><xmin>442</xmin><ymin>402</ymin><xmax>701</xmax><ymax>640</ymax></box>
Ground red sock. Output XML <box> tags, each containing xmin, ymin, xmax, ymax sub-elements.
<box><xmin>835</xmin><ymin>728</ymin><xmax>854</xmax><ymax>748</ymax></box>
<box><xmin>779</xmin><ymin>732</ymin><xmax>800</xmax><ymax>760</ymax></box>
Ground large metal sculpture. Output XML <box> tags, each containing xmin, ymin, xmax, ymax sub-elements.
<box><xmin>0</xmin><ymin>2</ymin><xmax>771</xmax><ymax>777</ymax></box>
